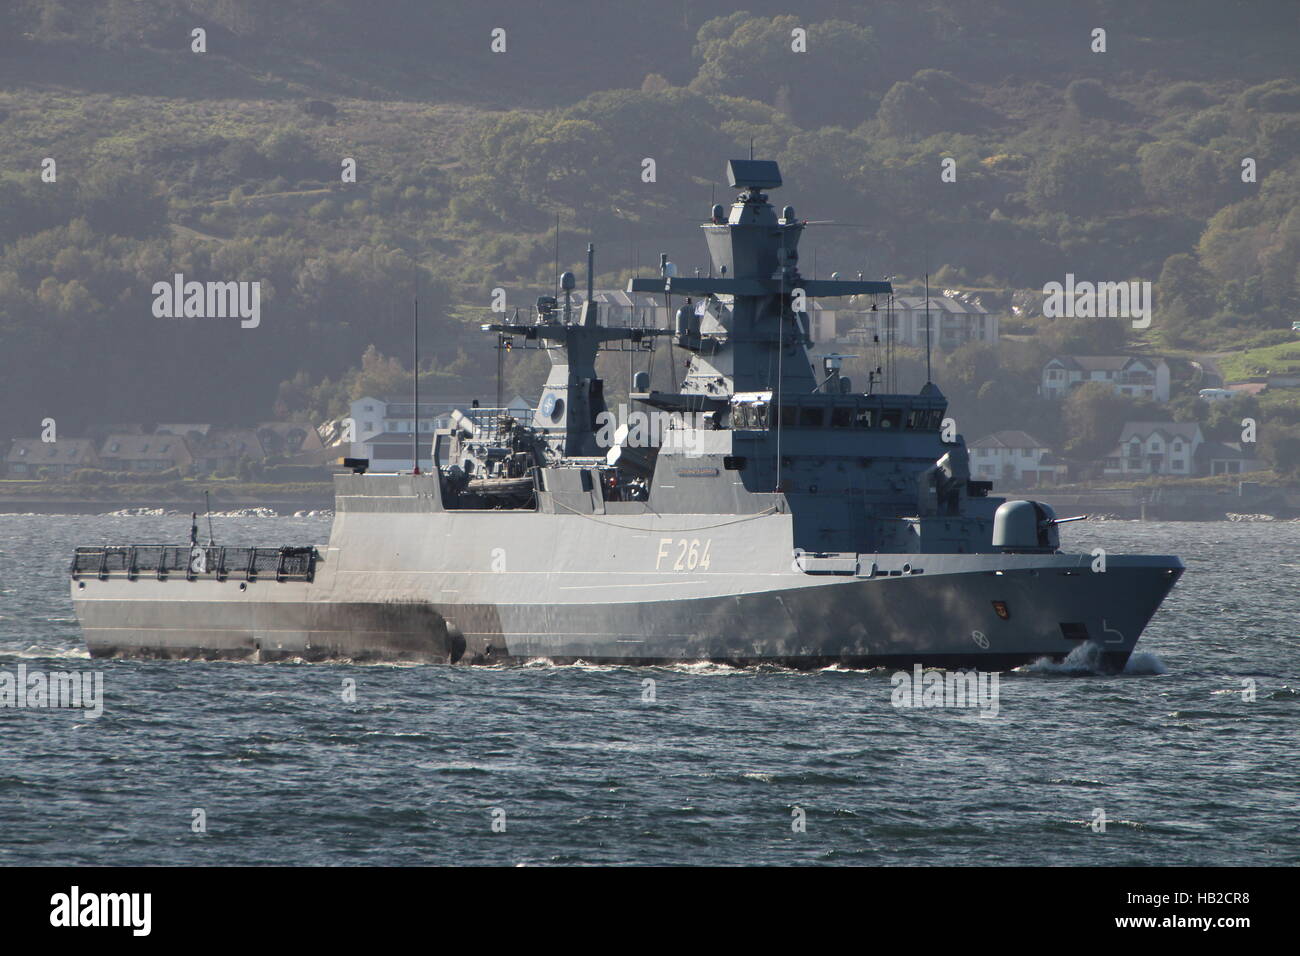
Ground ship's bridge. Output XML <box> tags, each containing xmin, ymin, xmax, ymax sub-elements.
<box><xmin>727</xmin><ymin>390</ymin><xmax>947</xmax><ymax>433</ymax></box>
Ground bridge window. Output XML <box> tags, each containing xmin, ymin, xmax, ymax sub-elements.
<box><xmin>831</xmin><ymin>405</ymin><xmax>854</xmax><ymax>428</ymax></box>
<box><xmin>733</xmin><ymin>403</ymin><xmax>762</xmax><ymax>429</ymax></box>
<box><xmin>799</xmin><ymin>406</ymin><xmax>824</xmax><ymax>428</ymax></box>
<box><xmin>854</xmin><ymin>408</ymin><xmax>874</xmax><ymax>428</ymax></box>
<box><xmin>906</xmin><ymin>409</ymin><xmax>943</xmax><ymax>429</ymax></box>
<box><xmin>879</xmin><ymin>409</ymin><xmax>902</xmax><ymax>429</ymax></box>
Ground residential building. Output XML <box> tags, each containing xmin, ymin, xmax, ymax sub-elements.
<box><xmin>1195</xmin><ymin>441</ymin><xmax>1264</xmax><ymax>476</ymax></box>
<box><xmin>1102</xmin><ymin>422</ymin><xmax>1202</xmax><ymax>477</ymax></box>
<box><xmin>98</xmin><ymin>434</ymin><xmax>194</xmax><ymax>473</ymax></box>
<box><xmin>4</xmin><ymin>438</ymin><xmax>100</xmax><ymax>477</ymax></box>
<box><xmin>846</xmin><ymin>295</ymin><xmax>997</xmax><ymax>351</ymax></box>
<box><xmin>190</xmin><ymin>429</ymin><xmax>265</xmax><ymax>475</ymax></box>
<box><xmin>806</xmin><ymin>301</ymin><xmax>847</xmax><ymax>342</ymax></box>
<box><xmin>1041</xmin><ymin>355</ymin><xmax>1170</xmax><ymax>402</ymax></box>
<box><xmin>969</xmin><ymin>430</ymin><xmax>1066</xmax><ymax>486</ymax></box>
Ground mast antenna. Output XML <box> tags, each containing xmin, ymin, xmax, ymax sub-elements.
<box><xmin>925</xmin><ymin>272</ymin><xmax>933</xmax><ymax>385</ymax></box>
<box><xmin>496</xmin><ymin>332</ymin><xmax>505</xmax><ymax>416</ymax></box>
<box><xmin>412</xmin><ymin>295</ymin><xmax>420</xmax><ymax>474</ymax></box>
<box><xmin>775</xmin><ymin>229</ymin><xmax>785</xmax><ymax>493</ymax></box>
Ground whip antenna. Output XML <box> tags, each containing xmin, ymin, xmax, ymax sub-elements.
<box><xmin>412</xmin><ymin>295</ymin><xmax>420</xmax><ymax>474</ymax></box>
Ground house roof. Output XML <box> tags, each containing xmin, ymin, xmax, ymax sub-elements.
<box><xmin>970</xmin><ymin>430</ymin><xmax>1048</xmax><ymax>450</ymax></box>
<box><xmin>1195</xmin><ymin>441</ymin><xmax>1260</xmax><ymax>462</ymax></box>
<box><xmin>5</xmin><ymin>438</ymin><xmax>99</xmax><ymax>464</ymax></box>
<box><xmin>190</xmin><ymin>429</ymin><xmax>264</xmax><ymax>458</ymax></box>
<box><xmin>1046</xmin><ymin>355</ymin><xmax>1158</xmax><ymax>372</ymax></box>
<box><xmin>99</xmin><ymin>434</ymin><xmax>192</xmax><ymax>460</ymax></box>
<box><xmin>1224</xmin><ymin>382</ymin><xmax>1268</xmax><ymax>395</ymax></box>
<box><xmin>893</xmin><ymin>296</ymin><xmax>989</xmax><ymax>315</ymax></box>
<box><xmin>1115</xmin><ymin>421</ymin><xmax>1202</xmax><ymax>444</ymax></box>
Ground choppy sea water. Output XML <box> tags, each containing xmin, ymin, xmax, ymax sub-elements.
<box><xmin>0</xmin><ymin>513</ymin><xmax>1296</xmax><ymax>866</ymax></box>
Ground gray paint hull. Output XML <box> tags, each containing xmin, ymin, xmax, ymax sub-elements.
<box><xmin>72</xmin><ymin>507</ymin><xmax>1181</xmax><ymax>670</ymax></box>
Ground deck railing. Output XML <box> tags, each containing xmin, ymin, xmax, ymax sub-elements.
<box><xmin>70</xmin><ymin>545</ymin><xmax>317</xmax><ymax>582</ymax></box>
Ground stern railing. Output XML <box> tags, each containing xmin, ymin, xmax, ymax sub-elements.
<box><xmin>70</xmin><ymin>545</ymin><xmax>317</xmax><ymax>583</ymax></box>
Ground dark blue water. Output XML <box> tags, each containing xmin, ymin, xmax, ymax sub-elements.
<box><xmin>0</xmin><ymin>514</ymin><xmax>1296</xmax><ymax>865</ymax></box>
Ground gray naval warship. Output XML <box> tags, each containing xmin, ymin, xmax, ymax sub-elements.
<box><xmin>71</xmin><ymin>159</ymin><xmax>1183</xmax><ymax>670</ymax></box>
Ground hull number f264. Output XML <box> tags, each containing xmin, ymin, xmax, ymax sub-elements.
<box><xmin>656</xmin><ymin>538</ymin><xmax>713</xmax><ymax>571</ymax></box>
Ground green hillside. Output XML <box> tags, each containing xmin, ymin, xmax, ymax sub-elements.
<box><xmin>1</xmin><ymin>1</ymin><xmax>1297</xmax><ymax>473</ymax></box>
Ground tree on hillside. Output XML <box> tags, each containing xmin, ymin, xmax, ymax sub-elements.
<box><xmin>1138</xmin><ymin>141</ymin><xmax>1234</xmax><ymax>217</ymax></box>
<box><xmin>1065</xmin><ymin>79</ymin><xmax>1132</xmax><ymax>121</ymax></box>
<box><xmin>876</xmin><ymin>81</ymin><xmax>944</xmax><ymax>141</ymax></box>
<box><xmin>1026</xmin><ymin>141</ymin><xmax>1139</xmax><ymax>217</ymax></box>
<box><xmin>1261</xmin><ymin>424</ymin><xmax>1300</xmax><ymax>477</ymax></box>
<box><xmin>690</xmin><ymin>13</ymin><xmax>877</xmax><ymax>128</ymax></box>
<box><xmin>1042</xmin><ymin>316</ymin><xmax>1129</xmax><ymax>356</ymax></box>
<box><xmin>458</xmin><ymin>89</ymin><xmax>736</xmax><ymax>225</ymax></box>
<box><xmin>877</xmin><ymin>70</ymin><xmax>1002</xmax><ymax>139</ymax></box>
<box><xmin>1155</xmin><ymin>252</ymin><xmax>1218</xmax><ymax>347</ymax></box>
<box><xmin>1061</xmin><ymin>382</ymin><xmax>1155</xmax><ymax>461</ymax></box>
<box><xmin>1203</xmin><ymin>395</ymin><xmax>1261</xmax><ymax>442</ymax></box>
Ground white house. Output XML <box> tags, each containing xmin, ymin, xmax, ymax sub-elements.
<box><xmin>1102</xmin><ymin>422</ymin><xmax>1202</xmax><ymax>477</ymax></box>
<box><xmin>807</xmin><ymin>301</ymin><xmax>843</xmax><ymax>342</ymax></box>
<box><xmin>969</xmin><ymin>431</ymin><xmax>1066</xmax><ymax>486</ymax></box>
<box><xmin>1041</xmin><ymin>356</ymin><xmax>1170</xmax><ymax>402</ymax></box>
<box><xmin>866</xmin><ymin>295</ymin><xmax>998</xmax><ymax>351</ymax></box>
<box><xmin>831</xmin><ymin>295</ymin><xmax>997</xmax><ymax>350</ymax></box>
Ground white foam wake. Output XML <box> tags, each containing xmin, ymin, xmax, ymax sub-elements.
<box><xmin>1020</xmin><ymin>641</ymin><xmax>1166</xmax><ymax>675</ymax></box>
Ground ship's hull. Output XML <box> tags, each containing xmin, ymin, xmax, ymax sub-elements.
<box><xmin>72</xmin><ymin>544</ymin><xmax>1182</xmax><ymax>672</ymax></box>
